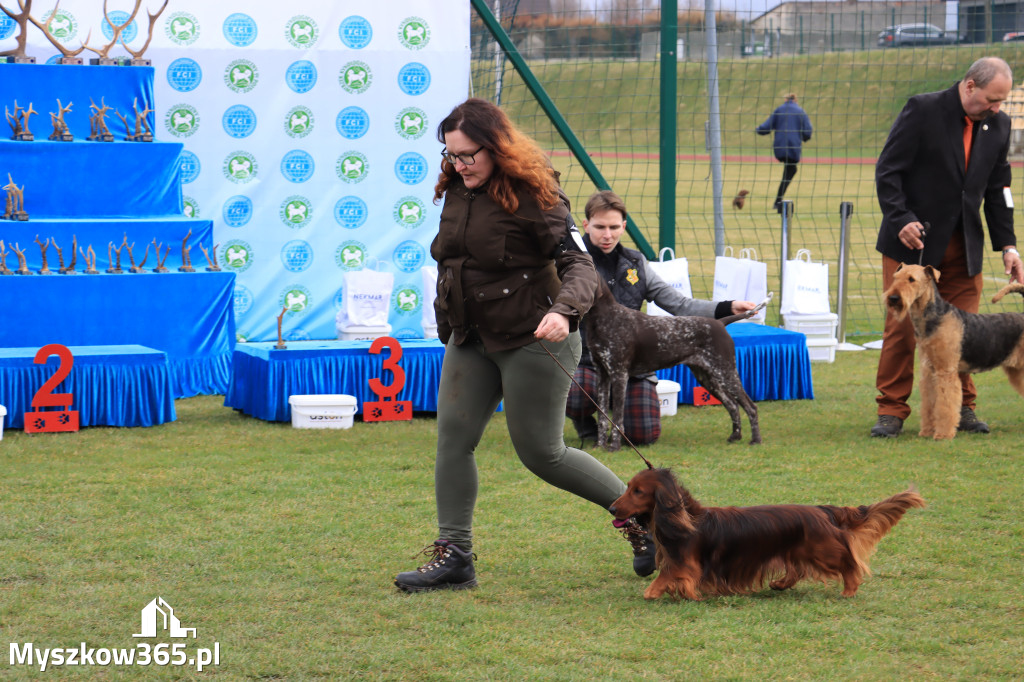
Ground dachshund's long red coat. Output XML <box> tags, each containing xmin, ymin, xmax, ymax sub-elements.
<box><xmin>610</xmin><ymin>468</ymin><xmax>925</xmax><ymax>600</ymax></box>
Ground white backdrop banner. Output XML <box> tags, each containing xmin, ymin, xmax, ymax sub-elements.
<box><xmin>1</xmin><ymin>0</ymin><xmax>470</xmax><ymax>342</ymax></box>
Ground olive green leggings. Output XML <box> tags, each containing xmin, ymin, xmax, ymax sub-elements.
<box><xmin>434</xmin><ymin>332</ymin><xmax>627</xmax><ymax>551</ymax></box>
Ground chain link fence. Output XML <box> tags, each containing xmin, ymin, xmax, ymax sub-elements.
<box><xmin>468</xmin><ymin>1</ymin><xmax>1024</xmax><ymax>338</ymax></box>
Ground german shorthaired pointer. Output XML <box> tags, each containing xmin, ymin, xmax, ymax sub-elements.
<box><xmin>579</xmin><ymin>280</ymin><xmax>761</xmax><ymax>449</ymax></box>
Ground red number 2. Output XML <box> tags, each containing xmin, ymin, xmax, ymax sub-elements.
<box><xmin>32</xmin><ymin>343</ymin><xmax>74</xmax><ymax>407</ymax></box>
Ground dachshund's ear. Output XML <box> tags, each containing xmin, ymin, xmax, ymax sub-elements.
<box><xmin>653</xmin><ymin>472</ymin><xmax>696</xmax><ymax>534</ymax></box>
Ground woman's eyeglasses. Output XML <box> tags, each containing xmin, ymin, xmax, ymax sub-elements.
<box><xmin>441</xmin><ymin>145</ymin><xmax>485</xmax><ymax>166</ymax></box>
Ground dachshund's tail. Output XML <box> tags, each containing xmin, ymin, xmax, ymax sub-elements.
<box><xmin>822</xmin><ymin>487</ymin><xmax>926</xmax><ymax>574</ymax></box>
<box><xmin>991</xmin><ymin>282</ymin><xmax>1024</xmax><ymax>303</ymax></box>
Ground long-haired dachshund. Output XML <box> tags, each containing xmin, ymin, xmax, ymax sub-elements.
<box><xmin>610</xmin><ymin>468</ymin><xmax>925</xmax><ymax>600</ymax></box>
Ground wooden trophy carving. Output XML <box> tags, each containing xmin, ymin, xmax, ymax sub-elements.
<box><xmin>0</xmin><ymin>0</ymin><xmax>37</xmax><ymax>62</ymax></box>
<box><xmin>27</xmin><ymin>0</ymin><xmax>91</xmax><ymax>64</ymax></box>
<box><xmin>0</xmin><ymin>240</ymin><xmax>13</xmax><ymax>275</ymax></box>
<box><xmin>121</xmin><ymin>0</ymin><xmax>168</xmax><ymax>66</ymax></box>
<box><xmin>3</xmin><ymin>173</ymin><xmax>28</xmax><ymax>220</ymax></box>
<box><xmin>80</xmin><ymin>245</ymin><xmax>98</xmax><ymax>274</ymax></box>
<box><xmin>12</xmin><ymin>242</ymin><xmax>31</xmax><ymax>275</ymax></box>
<box><xmin>151</xmin><ymin>238</ymin><xmax>169</xmax><ymax>273</ymax></box>
<box><xmin>6</xmin><ymin>100</ymin><xmax>36</xmax><ymax>141</ymax></box>
<box><xmin>48</xmin><ymin>98</ymin><xmax>73</xmax><ymax>141</ymax></box>
<box><xmin>55</xmin><ymin>234</ymin><xmax>76</xmax><ymax>273</ymax></box>
<box><xmin>126</xmin><ymin>238</ymin><xmax>149</xmax><ymax>273</ymax></box>
<box><xmin>275</xmin><ymin>304</ymin><xmax>288</xmax><ymax>350</ymax></box>
<box><xmin>199</xmin><ymin>242</ymin><xmax>221</xmax><ymax>272</ymax></box>
<box><xmin>34</xmin><ymin>235</ymin><xmax>52</xmax><ymax>274</ymax></box>
<box><xmin>178</xmin><ymin>229</ymin><xmax>195</xmax><ymax>272</ymax></box>
<box><xmin>106</xmin><ymin>238</ymin><xmax>124</xmax><ymax>274</ymax></box>
<box><xmin>129</xmin><ymin>98</ymin><xmax>153</xmax><ymax>141</ymax></box>
<box><xmin>88</xmin><ymin>98</ymin><xmax>114</xmax><ymax>142</ymax></box>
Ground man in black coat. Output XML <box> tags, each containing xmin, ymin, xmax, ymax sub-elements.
<box><xmin>871</xmin><ymin>56</ymin><xmax>1024</xmax><ymax>438</ymax></box>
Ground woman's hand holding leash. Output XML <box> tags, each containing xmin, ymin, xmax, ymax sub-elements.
<box><xmin>534</xmin><ymin>312</ymin><xmax>569</xmax><ymax>342</ymax></box>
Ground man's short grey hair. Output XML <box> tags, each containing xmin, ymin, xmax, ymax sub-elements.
<box><xmin>965</xmin><ymin>57</ymin><xmax>1013</xmax><ymax>88</ymax></box>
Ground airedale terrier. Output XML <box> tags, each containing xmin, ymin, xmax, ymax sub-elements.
<box><xmin>884</xmin><ymin>263</ymin><xmax>1024</xmax><ymax>439</ymax></box>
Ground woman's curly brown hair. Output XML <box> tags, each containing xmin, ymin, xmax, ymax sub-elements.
<box><xmin>433</xmin><ymin>98</ymin><xmax>559</xmax><ymax>215</ymax></box>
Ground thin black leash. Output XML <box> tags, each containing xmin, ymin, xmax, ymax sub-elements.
<box><xmin>538</xmin><ymin>339</ymin><xmax>654</xmax><ymax>470</ymax></box>
<box><xmin>917</xmin><ymin>221</ymin><xmax>930</xmax><ymax>265</ymax></box>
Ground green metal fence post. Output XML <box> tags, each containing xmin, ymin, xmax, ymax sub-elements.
<box><xmin>469</xmin><ymin>0</ymin><xmax>654</xmax><ymax>258</ymax></box>
<box><xmin>660</xmin><ymin>0</ymin><xmax>678</xmax><ymax>254</ymax></box>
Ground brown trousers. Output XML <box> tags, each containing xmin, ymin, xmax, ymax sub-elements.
<box><xmin>875</xmin><ymin>230</ymin><xmax>983</xmax><ymax>420</ymax></box>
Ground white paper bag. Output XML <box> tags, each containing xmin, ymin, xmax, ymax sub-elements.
<box><xmin>713</xmin><ymin>247</ymin><xmax>767</xmax><ymax>322</ymax></box>
<box><xmin>421</xmin><ymin>265</ymin><xmax>438</xmax><ymax>327</ymax></box>
<box><xmin>647</xmin><ymin>248</ymin><xmax>693</xmax><ymax>317</ymax></box>
<box><xmin>781</xmin><ymin>249</ymin><xmax>831</xmax><ymax>315</ymax></box>
<box><xmin>335</xmin><ymin>268</ymin><xmax>394</xmax><ymax>330</ymax></box>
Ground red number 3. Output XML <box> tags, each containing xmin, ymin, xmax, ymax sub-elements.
<box><xmin>364</xmin><ymin>336</ymin><xmax>412</xmax><ymax>422</ymax></box>
<box><xmin>368</xmin><ymin>336</ymin><xmax>406</xmax><ymax>399</ymax></box>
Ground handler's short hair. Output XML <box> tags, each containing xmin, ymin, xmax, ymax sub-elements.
<box><xmin>584</xmin><ymin>190</ymin><xmax>627</xmax><ymax>221</ymax></box>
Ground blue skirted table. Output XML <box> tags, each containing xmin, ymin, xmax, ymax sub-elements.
<box><xmin>226</xmin><ymin>339</ymin><xmax>445</xmax><ymax>422</ymax></box>
<box><xmin>226</xmin><ymin>325</ymin><xmax>813</xmax><ymax>422</ymax></box>
<box><xmin>656</xmin><ymin>323</ymin><xmax>814</xmax><ymax>402</ymax></box>
<box><xmin>0</xmin><ymin>345</ymin><xmax>176</xmax><ymax>429</ymax></box>
<box><xmin>0</xmin><ymin>271</ymin><xmax>236</xmax><ymax>397</ymax></box>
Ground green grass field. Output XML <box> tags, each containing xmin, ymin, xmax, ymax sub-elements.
<box><xmin>3</xmin><ymin>351</ymin><xmax>1022</xmax><ymax>680</ymax></box>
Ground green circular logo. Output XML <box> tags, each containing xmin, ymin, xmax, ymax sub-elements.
<box><xmin>285</xmin><ymin>15</ymin><xmax>319</xmax><ymax>48</ymax></box>
<box><xmin>166</xmin><ymin>11</ymin><xmax>199</xmax><ymax>45</ymax></box>
<box><xmin>284</xmin><ymin>105</ymin><xmax>314</xmax><ymax>138</ymax></box>
<box><xmin>398</xmin><ymin>17</ymin><xmax>429</xmax><ymax>50</ymax></box>
<box><xmin>225</xmin><ymin>59</ymin><xmax>259</xmax><ymax>93</ymax></box>
<box><xmin>220</xmin><ymin>240</ymin><xmax>253</xmax><ymax>272</ymax></box>
<box><xmin>165</xmin><ymin>104</ymin><xmax>199</xmax><ymax>137</ymax></box>
<box><xmin>335</xmin><ymin>241</ymin><xmax>367</xmax><ymax>270</ymax></box>
<box><xmin>280</xmin><ymin>195</ymin><xmax>312</xmax><ymax>228</ymax></box>
<box><xmin>393</xmin><ymin>196</ymin><xmax>426</xmax><ymax>228</ymax></box>
<box><xmin>339</xmin><ymin>61</ymin><xmax>372</xmax><ymax>94</ymax></box>
<box><xmin>336</xmin><ymin>152</ymin><xmax>368</xmax><ymax>184</ymax></box>
<box><xmin>395</xmin><ymin>107</ymin><xmax>427</xmax><ymax>140</ymax></box>
<box><xmin>223</xmin><ymin>151</ymin><xmax>257</xmax><ymax>184</ymax></box>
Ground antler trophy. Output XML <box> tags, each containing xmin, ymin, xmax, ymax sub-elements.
<box><xmin>122</xmin><ymin>0</ymin><xmax>168</xmax><ymax>66</ymax></box>
<box><xmin>80</xmin><ymin>244</ymin><xmax>98</xmax><ymax>274</ymax></box>
<box><xmin>88</xmin><ymin>98</ymin><xmax>115</xmax><ymax>142</ymax></box>
<box><xmin>275</xmin><ymin>305</ymin><xmax>289</xmax><ymax>350</ymax></box>
<box><xmin>34</xmin><ymin>234</ymin><xmax>52</xmax><ymax>274</ymax></box>
<box><xmin>6</xmin><ymin>100</ymin><xmax>36</xmax><ymax>141</ymax></box>
<box><xmin>0</xmin><ymin>240</ymin><xmax>13</xmax><ymax>275</ymax></box>
<box><xmin>199</xmin><ymin>242</ymin><xmax>221</xmax><ymax>272</ymax></box>
<box><xmin>48</xmin><ymin>98</ymin><xmax>73</xmax><ymax>141</ymax></box>
<box><xmin>151</xmin><ymin>238</ymin><xmax>170</xmax><ymax>273</ymax></box>
<box><xmin>179</xmin><ymin>229</ymin><xmax>195</xmax><ymax>272</ymax></box>
<box><xmin>0</xmin><ymin>0</ymin><xmax>40</xmax><ymax>62</ymax></box>
<box><xmin>26</xmin><ymin>0</ymin><xmax>92</xmax><ymax>64</ymax></box>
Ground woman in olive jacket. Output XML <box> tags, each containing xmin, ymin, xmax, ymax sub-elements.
<box><xmin>394</xmin><ymin>98</ymin><xmax>646</xmax><ymax>593</ymax></box>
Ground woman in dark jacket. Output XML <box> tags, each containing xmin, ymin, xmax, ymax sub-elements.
<box><xmin>394</xmin><ymin>98</ymin><xmax>650</xmax><ymax>592</ymax></box>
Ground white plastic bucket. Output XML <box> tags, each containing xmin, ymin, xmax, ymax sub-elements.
<box><xmin>655</xmin><ymin>380</ymin><xmax>681</xmax><ymax>417</ymax></box>
<box><xmin>288</xmin><ymin>394</ymin><xmax>358</xmax><ymax>429</ymax></box>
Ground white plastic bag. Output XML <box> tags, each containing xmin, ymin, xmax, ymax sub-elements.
<box><xmin>647</xmin><ymin>247</ymin><xmax>693</xmax><ymax>317</ymax></box>
<box><xmin>713</xmin><ymin>247</ymin><xmax>767</xmax><ymax>322</ymax></box>
<box><xmin>781</xmin><ymin>249</ymin><xmax>831</xmax><ymax>315</ymax></box>
<box><xmin>335</xmin><ymin>267</ymin><xmax>394</xmax><ymax>330</ymax></box>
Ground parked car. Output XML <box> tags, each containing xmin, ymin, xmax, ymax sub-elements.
<box><xmin>1002</xmin><ymin>32</ymin><xmax>1024</xmax><ymax>42</ymax></box>
<box><xmin>878</xmin><ymin>24</ymin><xmax>957</xmax><ymax>47</ymax></box>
